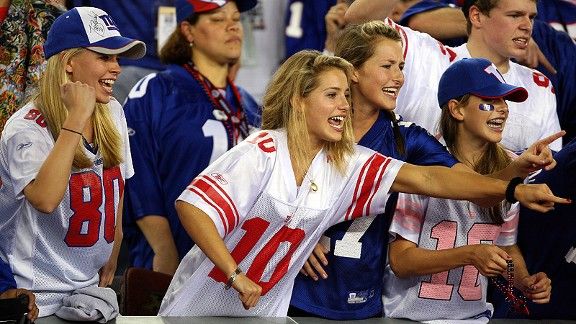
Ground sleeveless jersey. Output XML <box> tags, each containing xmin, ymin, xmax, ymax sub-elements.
<box><xmin>159</xmin><ymin>129</ymin><xmax>404</xmax><ymax>316</ymax></box>
<box><xmin>122</xmin><ymin>64</ymin><xmax>261</xmax><ymax>270</ymax></box>
<box><xmin>289</xmin><ymin>112</ymin><xmax>458</xmax><ymax>320</ymax></box>
<box><xmin>382</xmin><ymin>18</ymin><xmax>561</xmax><ymax>152</ymax></box>
<box><xmin>383</xmin><ymin>192</ymin><xmax>519</xmax><ymax>322</ymax></box>
<box><xmin>0</xmin><ymin>100</ymin><xmax>133</xmax><ymax>317</ymax></box>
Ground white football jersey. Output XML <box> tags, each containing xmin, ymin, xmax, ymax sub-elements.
<box><xmin>384</xmin><ymin>18</ymin><xmax>561</xmax><ymax>152</ymax></box>
<box><xmin>383</xmin><ymin>193</ymin><xmax>519</xmax><ymax>322</ymax></box>
<box><xmin>0</xmin><ymin>100</ymin><xmax>133</xmax><ymax>317</ymax></box>
<box><xmin>159</xmin><ymin>129</ymin><xmax>404</xmax><ymax>316</ymax></box>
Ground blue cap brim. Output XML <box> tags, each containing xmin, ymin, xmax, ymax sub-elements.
<box><xmin>88</xmin><ymin>37</ymin><xmax>146</xmax><ymax>59</ymax></box>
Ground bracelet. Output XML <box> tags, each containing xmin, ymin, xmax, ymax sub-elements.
<box><xmin>61</xmin><ymin>127</ymin><xmax>82</xmax><ymax>136</ymax></box>
<box><xmin>505</xmin><ymin>177</ymin><xmax>523</xmax><ymax>203</ymax></box>
<box><xmin>224</xmin><ymin>266</ymin><xmax>242</xmax><ymax>290</ymax></box>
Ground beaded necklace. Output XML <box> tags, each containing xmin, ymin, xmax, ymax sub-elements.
<box><xmin>490</xmin><ymin>259</ymin><xmax>530</xmax><ymax>316</ymax></box>
<box><xmin>183</xmin><ymin>62</ymin><xmax>249</xmax><ymax>147</ymax></box>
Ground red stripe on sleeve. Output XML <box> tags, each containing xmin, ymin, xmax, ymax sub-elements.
<box><xmin>190</xmin><ymin>187</ymin><xmax>229</xmax><ymax>234</ymax></box>
<box><xmin>345</xmin><ymin>154</ymin><xmax>391</xmax><ymax>220</ymax></box>
<box><xmin>190</xmin><ymin>175</ymin><xmax>240</xmax><ymax>232</ymax></box>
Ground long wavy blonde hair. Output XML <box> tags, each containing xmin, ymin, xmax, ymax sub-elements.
<box><xmin>35</xmin><ymin>48</ymin><xmax>123</xmax><ymax>169</ymax></box>
<box><xmin>262</xmin><ymin>50</ymin><xmax>355</xmax><ymax>175</ymax></box>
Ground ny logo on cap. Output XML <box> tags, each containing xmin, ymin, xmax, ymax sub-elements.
<box><xmin>77</xmin><ymin>7</ymin><xmax>122</xmax><ymax>43</ymax></box>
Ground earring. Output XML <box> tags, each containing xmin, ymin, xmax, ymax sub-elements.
<box><xmin>189</xmin><ymin>42</ymin><xmax>194</xmax><ymax>48</ymax></box>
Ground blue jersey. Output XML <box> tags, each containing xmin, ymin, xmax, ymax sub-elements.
<box><xmin>289</xmin><ymin>112</ymin><xmax>458</xmax><ymax>320</ymax></box>
<box><xmin>537</xmin><ymin>0</ymin><xmax>576</xmax><ymax>42</ymax></box>
<box><xmin>0</xmin><ymin>258</ymin><xmax>16</xmax><ymax>293</ymax></box>
<box><xmin>284</xmin><ymin>0</ymin><xmax>337</xmax><ymax>57</ymax></box>
<box><xmin>122</xmin><ymin>64</ymin><xmax>260</xmax><ymax>270</ymax></box>
<box><xmin>492</xmin><ymin>139</ymin><xmax>576</xmax><ymax>319</ymax></box>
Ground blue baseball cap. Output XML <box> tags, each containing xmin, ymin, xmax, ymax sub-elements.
<box><xmin>437</xmin><ymin>58</ymin><xmax>528</xmax><ymax>108</ymax></box>
<box><xmin>44</xmin><ymin>7</ymin><xmax>146</xmax><ymax>60</ymax></box>
<box><xmin>177</xmin><ymin>0</ymin><xmax>258</xmax><ymax>23</ymax></box>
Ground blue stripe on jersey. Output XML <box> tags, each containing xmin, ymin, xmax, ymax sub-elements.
<box><xmin>289</xmin><ymin>111</ymin><xmax>458</xmax><ymax>320</ymax></box>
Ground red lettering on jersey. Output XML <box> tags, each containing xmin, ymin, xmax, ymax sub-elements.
<box><xmin>208</xmin><ymin>217</ymin><xmax>305</xmax><ymax>295</ymax></box>
<box><xmin>23</xmin><ymin>108</ymin><xmax>47</xmax><ymax>128</ymax></box>
<box><xmin>65</xmin><ymin>167</ymin><xmax>124</xmax><ymax>247</ymax></box>
<box><xmin>102</xmin><ymin>166</ymin><xmax>124</xmax><ymax>243</ymax></box>
<box><xmin>532</xmin><ymin>72</ymin><xmax>550</xmax><ymax>89</ymax></box>
<box><xmin>437</xmin><ymin>41</ymin><xmax>457</xmax><ymax>62</ymax></box>
<box><xmin>247</xmin><ymin>132</ymin><xmax>276</xmax><ymax>153</ymax></box>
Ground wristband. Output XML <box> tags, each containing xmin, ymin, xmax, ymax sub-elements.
<box><xmin>61</xmin><ymin>127</ymin><xmax>82</xmax><ymax>136</ymax></box>
<box><xmin>505</xmin><ymin>177</ymin><xmax>523</xmax><ymax>203</ymax></box>
<box><xmin>224</xmin><ymin>267</ymin><xmax>242</xmax><ymax>290</ymax></box>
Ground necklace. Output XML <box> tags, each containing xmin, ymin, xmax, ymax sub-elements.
<box><xmin>490</xmin><ymin>259</ymin><xmax>529</xmax><ymax>316</ymax></box>
<box><xmin>183</xmin><ymin>62</ymin><xmax>249</xmax><ymax>147</ymax></box>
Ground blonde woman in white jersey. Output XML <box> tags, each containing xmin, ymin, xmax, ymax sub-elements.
<box><xmin>0</xmin><ymin>7</ymin><xmax>144</xmax><ymax>318</ymax></box>
<box><xmin>158</xmin><ymin>50</ymin><xmax>567</xmax><ymax>317</ymax></box>
<box><xmin>384</xmin><ymin>58</ymin><xmax>552</xmax><ymax>323</ymax></box>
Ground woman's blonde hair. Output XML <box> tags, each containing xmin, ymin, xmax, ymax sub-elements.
<box><xmin>35</xmin><ymin>48</ymin><xmax>123</xmax><ymax>169</ymax></box>
<box><xmin>336</xmin><ymin>20</ymin><xmax>407</xmax><ymax>156</ymax></box>
<box><xmin>262</xmin><ymin>50</ymin><xmax>355</xmax><ymax>174</ymax></box>
<box><xmin>440</xmin><ymin>95</ymin><xmax>512</xmax><ymax>224</ymax></box>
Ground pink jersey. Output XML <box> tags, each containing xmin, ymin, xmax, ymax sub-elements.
<box><xmin>159</xmin><ymin>129</ymin><xmax>404</xmax><ymax>316</ymax></box>
<box><xmin>384</xmin><ymin>18</ymin><xmax>561</xmax><ymax>152</ymax></box>
<box><xmin>0</xmin><ymin>99</ymin><xmax>133</xmax><ymax>317</ymax></box>
<box><xmin>383</xmin><ymin>180</ymin><xmax>519</xmax><ymax>322</ymax></box>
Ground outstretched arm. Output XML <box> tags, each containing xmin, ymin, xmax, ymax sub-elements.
<box><xmin>176</xmin><ymin>201</ymin><xmax>262</xmax><ymax>309</ymax></box>
<box><xmin>391</xmin><ymin>163</ymin><xmax>570</xmax><ymax>212</ymax></box>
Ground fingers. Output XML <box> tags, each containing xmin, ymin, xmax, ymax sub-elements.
<box><xmin>18</xmin><ymin>289</ymin><xmax>39</xmax><ymax>321</ymax></box>
<box><xmin>235</xmin><ymin>275</ymin><xmax>262</xmax><ymax>310</ymax></box>
<box><xmin>536</xmin><ymin>130</ymin><xmax>565</xmax><ymax>147</ymax></box>
<box><xmin>522</xmin><ymin>273</ymin><xmax>552</xmax><ymax>303</ymax></box>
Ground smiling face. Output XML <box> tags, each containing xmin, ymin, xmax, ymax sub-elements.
<box><xmin>303</xmin><ymin>68</ymin><xmax>351</xmax><ymax>151</ymax></box>
<box><xmin>186</xmin><ymin>1</ymin><xmax>243</xmax><ymax>65</ymax></box>
<box><xmin>461</xmin><ymin>96</ymin><xmax>509</xmax><ymax>145</ymax></box>
<box><xmin>65</xmin><ymin>49</ymin><xmax>121</xmax><ymax>103</ymax></box>
<box><xmin>353</xmin><ymin>38</ymin><xmax>405</xmax><ymax>111</ymax></box>
<box><xmin>473</xmin><ymin>0</ymin><xmax>536</xmax><ymax>62</ymax></box>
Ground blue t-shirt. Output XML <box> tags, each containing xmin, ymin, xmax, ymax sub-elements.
<box><xmin>289</xmin><ymin>111</ymin><xmax>458</xmax><ymax>320</ymax></box>
<box><xmin>122</xmin><ymin>64</ymin><xmax>261</xmax><ymax>269</ymax></box>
